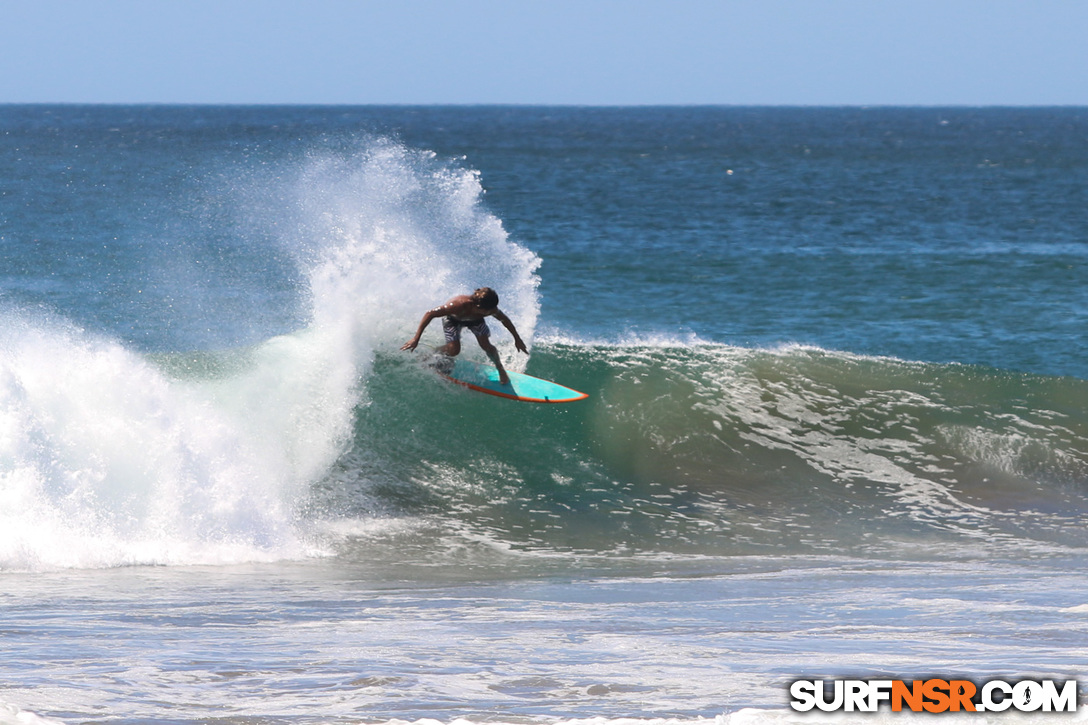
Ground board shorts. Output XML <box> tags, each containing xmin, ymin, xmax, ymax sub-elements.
<box><xmin>443</xmin><ymin>316</ymin><xmax>491</xmax><ymax>344</ymax></box>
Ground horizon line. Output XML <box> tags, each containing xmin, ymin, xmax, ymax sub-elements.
<box><xmin>2</xmin><ymin>101</ymin><xmax>1087</xmax><ymax>109</ymax></box>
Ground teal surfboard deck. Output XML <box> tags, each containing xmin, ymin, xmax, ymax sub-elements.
<box><xmin>437</xmin><ymin>358</ymin><xmax>588</xmax><ymax>404</ymax></box>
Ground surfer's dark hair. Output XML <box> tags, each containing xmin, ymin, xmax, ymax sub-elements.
<box><xmin>473</xmin><ymin>287</ymin><xmax>499</xmax><ymax>309</ymax></box>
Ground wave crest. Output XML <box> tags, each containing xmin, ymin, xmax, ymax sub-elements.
<box><xmin>0</xmin><ymin>139</ymin><xmax>542</xmax><ymax>571</ymax></box>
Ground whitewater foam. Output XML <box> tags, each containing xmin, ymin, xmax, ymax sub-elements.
<box><xmin>0</xmin><ymin>312</ymin><xmax>323</xmax><ymax>570</ymax></box>
<box><xmin>0</xmin><ymin>701</ymin><xmax>66</xmax><ymax>725</ymax></box>
<box><xmin>0</xmin><ymin>139</ymin><xmax>543</xmax><ymax>571</ymax></box>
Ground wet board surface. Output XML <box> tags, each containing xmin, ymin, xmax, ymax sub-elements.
<box><xmin>436</xmin><ymin>358</ymin><xmax>589</xmax><ymax>403</ymax></box>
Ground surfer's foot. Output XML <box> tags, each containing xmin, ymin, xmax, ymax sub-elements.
<box><xmin>499</xmin><ymin>373</ymin><xmax>510</xmax><ymax>385</ymax></box>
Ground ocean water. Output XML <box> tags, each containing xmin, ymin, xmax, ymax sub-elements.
<box><xmin>1</xmin><ymin>105</ymin><xmax>1087</xmax><ymax>724</ymax></box>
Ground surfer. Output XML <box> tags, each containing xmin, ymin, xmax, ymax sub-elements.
<box><xmin>401</xmin><ymin>287</ymin><xmax>528</xmax><ymax>385</ymax></box>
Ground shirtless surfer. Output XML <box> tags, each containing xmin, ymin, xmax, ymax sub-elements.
<box><xmin>401</xmin><ymin>287</ymin><xmax>528</xmax><ymax>385</ymax></box>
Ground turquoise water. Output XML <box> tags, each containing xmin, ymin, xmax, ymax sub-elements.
<box><xmin>1</xmin><ymin>106</ymin><xmax>1086</xmax><ymax>724</ymax></box>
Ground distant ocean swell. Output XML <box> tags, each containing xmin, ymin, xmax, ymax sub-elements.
<box><xmin>2</xmin><ymin>137</ymin><xmax>1086</xmax><ymax>573</ymax></box>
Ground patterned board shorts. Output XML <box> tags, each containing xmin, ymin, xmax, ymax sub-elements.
<box><xmin>443</xmin><ymin>316</ymin><xmax>491</xmax><ymax>343</ymax></box>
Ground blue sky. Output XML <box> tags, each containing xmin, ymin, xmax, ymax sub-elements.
<box><xmin>1</xmin><ymin>0</ymin><xmax>1085</xmax><ymax>105</ymax></box>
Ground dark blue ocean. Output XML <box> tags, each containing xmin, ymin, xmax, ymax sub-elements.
<box><xmin>1</xmin><ymin>106</ymin><xmax>1087</xmax><ymax>724</ymax></box>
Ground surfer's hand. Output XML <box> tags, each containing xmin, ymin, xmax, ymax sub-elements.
<box><xmin>514</xmin><ymin>338</ymin><xmax>528</xmax><ymax>354</ymax></box>
<box><xmin>401</xmin><ymin>339</ymin><xmax>418</xmax><ymax>351</ymax></box>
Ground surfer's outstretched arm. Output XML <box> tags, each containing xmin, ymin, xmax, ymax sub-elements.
<box><xmin>401</xmin><ymin>307</ymin><xmax>444</xmax><ymax>351</ymax></box>
<box><xmin>491</xmin><ymin>309</ymin><xmax>528</xmax><ymax>354</ymax></box>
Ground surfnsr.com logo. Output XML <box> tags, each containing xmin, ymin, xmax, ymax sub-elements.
<box><xmin>789</xmin><ymin>679</ymin><xmax>1079</xmax><ymax>713</ymax></box>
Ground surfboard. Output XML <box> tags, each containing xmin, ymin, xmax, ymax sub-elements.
<box><xmin>434</xmin><ymin>357</ymin><xmax>588</xmax><ymax>403</ymax></box>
